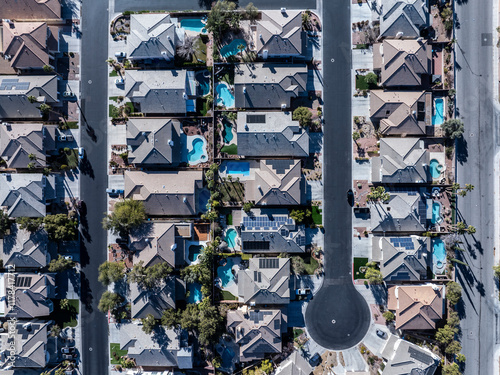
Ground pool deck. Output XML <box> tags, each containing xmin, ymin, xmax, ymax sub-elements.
<box><xmin>217</xmin><ymin>256</ymin><xmax>243</xmax><ymax>298</ymax></box>
<box><xmin>219</xmin><ymin>160</ymin><xmax>259</xmax><ymax>181</ymax></box>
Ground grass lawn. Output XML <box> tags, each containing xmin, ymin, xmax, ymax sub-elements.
<box><xmin>293</xmin><ymin>328</ymin><xmax>304</xmax><ymax>339</ymax></box>
<box><xmin>220</xmin><ymin>70</ymin><xmax>235</xmax><ymax>85</ymax></box>
<box><xmin>221</xmin><ymin>144</ymin><xmax>238</xmax><ymax>155</ymax></box>
<box><xmin>353</xmin><ymin>257</ymin><xmax>369</xmax><ymax>280</ymax></box>
<box><xmin>220</xmin><ymin>290</ymin><xmax>238</xmax><ymax>301</ymax></box>
<box><xmin>110</xmin><ymin>343</ymin><xmax>128</xmax><ymax>365</ymax></box>
<box><xmin>109</xmin><ymin>96</ymin><xmax>119</xmax><ymax>102</ymax></box>
<box><xmin>52</xmin><ymin>299</ymin><xmax>79</xmax><ymax>328</ymax></box>
<box><xmin>51</xmin><ymin>149</ymin><xmax>79</xmax><ymax>170</ymax></box>
<box><xmin>241</xmin><ymin>253</ymin><xmax>252</xmax><ymax>261</ymax></box>
<box><xmin>124</xmin><ymin>101</ymin><xmax>134</xmax><ymax>114</ymax></box>
<box><xmin>355</xmin><ymin>74</ymin><xmax>378</xmax><ymax>90</ymax></box>
<box><xmin>303</xmin><ymin>256</ymin><xmax>319</xmax><ymax>275</ymax></box>
<box><xmin>192</xmin><ymin>36</ymin><xmax>207</xmax><ymax>63</ymax></box>
<box><xmin>355</xmin><ymin>44</ymin><xmax>368</xmax><ymax>49</ymax></box>
<box><xmin>109</xmin><ymin>104</ymin><xmax>121</xmax><ymax>118</ymax></box>
<box><xmin>66</xmin><ymin>121</ymin><xmax>79</xmax><ymax>129</ymax></box>
<box><xmin>227</xmin><ymin>213</ymin><xmax>233</xmax><ymax>225</ymax></box>
<box><xmin>311</xmin><ymin>206</ymin><xmax>322</xmax><ymax>225</ymax></box>
<box><xmin>109</xmin><ymin>70</ymin><xmax>118</xmax><ymax>77</ymax></box>
<box><xmin>220</xmin><ymin>181</ymin><xmax>245</xmax><ymax>203</ymax></box>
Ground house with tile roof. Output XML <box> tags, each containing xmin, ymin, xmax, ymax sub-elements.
<box><xmin>124</xmin><ymin>170</ymin><xmax>203</xmax><ymax>216</ymax></box>
<box><xmin>126</xmin><ymin>118</ymin><xmax>183</xmax><ymax>166</ymax></box>
<box><xmin>0</xmin><ymin>320</ymin><xmax>50</xmax><ymax>368</ymax></box>
<box><xmin>0</xmin><ymin>0</ymin><xmax>61</xmax><ymax>21</ymax></box>
<box><xmin>0</xmin><ymin>75</ymin><xmax>58</xmax><ymax>120</ymax></box>
<box><xmin>373</xmin><ymin>39</ymin><xmax>432</xmax><ymax>87</ymax></box>
<box><xmin>372</xmin><ymin>236</ymin><xmax>430</xmax><ymax>282</ymax></box>
<box><xmin>238</xmin><ymin>257</ymin><xmax>290</xmax><ymax>305</ymax></box>
<box><xmin>0</xmin><ymin>173</ymin><xmax>56</xmax><ymax>217</ymax></box>
<box><xmin>127</xmin><ymin>14</ymin><xmax>179</xmax><ymax>61</ymax></box>
<box><xmin>2</xmin><ymin>273</ymin><xmax>55</xmax><ymax>318</ymax></box>
<box><xmin>370</xmin><ymin>90</ymin><xmax>432</xmax><ymax>136</ymax></box>
<box><xmin>275</xmin><ymin>350</ymin><xmax>313</xmax><ymax>375</ymax></box>
<box><xmin>371</xmin><ymin>138</ymin><xmax>429</xmax><ymax>184</ymax></box>
<box><xmin>236</xmin><ymin>111</ymin><xmax>309</xmax><ymax>157</ymax></box>
<box><xmin>125</xmin><ymin>70</ymin><xmax>189</xmax><ymax>115</ymax></box>
<box><xmin>238</xmin><ymin>209</ymin><xmax>306</xmax><ymax>254</ymax></box>
<box><xmin>380</xmin><ymin>0</ymin><xmax>429</xmax><ymax>39</ymax></box>
<box><xmin>387</xmin><ymin>284</ymin><xmax>445</xmax><ymax>330</ymax></box>
<box><xmin>0</xmin><ymin>225</ymin><xmax>49</xmax><ymax>269</ymax></box>
<box><xmin>382</xmin><ymin>338</ymin><xmax>438</xmax><ymax>375</ymax></box>
<box><xmin>227</xmin><ymin>307</ymin><xmax>287</xmax><ymax>362</ymax></box>
<box><xmin>234</xmin><ymin>63</ymin><xmax>307</xmax><ymax>109</ymax></box>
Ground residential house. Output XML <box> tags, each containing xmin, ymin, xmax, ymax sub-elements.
<box><xmin>129</xmin><ymin>222</ymin><xmax>191</xmax><ymax>268</ymax></box>
<box><xmin>0</xmin><ymin>0</ymin><xmax>61</xmax><ymax>21</ymax></box>
<box><xmin>379</xmin><ymin>0</ymin><xmax>429</xmax><ymax>39</ymax></box>
<box><xmin>373</xmin><ymin>39</ymin><xmax>432</xmax><ymax>87</ymax></box>
<box><xmin>370</xmin><ymin>191</ymin><xmax>427</xmax><ymax>233</ymax></box>
<box><xmin>370</xmin><ymin>90</ymin><xmax>432</xmax><ymax>136</ymax></box>
<box><xmin>130</xmin><ymin>276</ymin><xmax>177</xmax><ymax>319</ymax></box>
<box><xmin>0</xmin><ymin>320</ymin><xmax>50</xmax><ymax>368</ymax></box>
<box><xmin>0</xmin><ymin>225</ymin><xmax>49</xmax><ymax>269</ymax></box>
<box><xmin>236</xmin><ymin>111</ymin><xmax>309</xmax><ymax>157</ymax></box>
<box><xmin>371</xmin><ymin>138</ymin><xmax>429</xmax><ymax>184</ymax></box>
<box><xmin>125</xmin><ymin>70</ymin><xmax>191</xmax><ymax>115</ymax></box>
<box><xmin>234</xmin><ymin>63</ymin><xmax>307</xmax><ymax>109</ymax></box>
<box><xmin>275</xmin><ymin>350</ymin><xmax>313</xmax><ymax>375</ymax></box>
<box><xmin>227</xmin><ymin>306</ymin><xmax>287</xmax><ymax>362</ymax></box>
<box><xmin>245</xmin><ymin>10</ymin><xmax>306</xmax><ymax>59</ymax></box>
<box><xmin>0</xmin><ymin>173</ymin><xmax>56</xmax><ymax>217</ymax></box>
<box><xmin>0</xmin><ymin>122</ymin><xmax>57</xmax><ymax>169</ymax></box>
<box><xmin>382</xmin><ymin>337</ymin><xmax>438</xmax><ymax>375</ymax></box>
<box><xmin>0</xmin><ymin>75</ymin><xmax>58</xmax><ymax>120</ymax></box>
<box><xmin>238</xmin><ymin>209</ymin><xmax>306</xmax><ymax>254</ymax></box>
<box><xmin>126</xmin><ymin>118</ymin><xmax>183</xmax><ymax>166</ymax></box>
<box><xmin>387</xmin><ymin>284</ymin><xmax>445</xmax><ymax>330</ymax></box>
<box><xmin>127</xmin><ymin>14</ymin><xmax>179</xmax><ymax>61</ymax></box>
<box><xmin>238</xmin><ymin>257</ymin><xmax>290</xmax><ymax>305</ymax></box>
<box><xmin>2</xmin><ymin>273</ymin><xmax>55</xmax><ymax>318</ymax></box>
<box><xmin>124</xmin><ymin>170</ymin><xmax>203</xmax><ymax>216</ymax></box>
<box><xmin>116</xmin><ymin>322</ymin><xmax>193</xmax><ymax>370</ymax></box>
<box><xmin>372</xmin><ymin>236</ymin><xmax>430</xmax><ymax>282</ymax></box>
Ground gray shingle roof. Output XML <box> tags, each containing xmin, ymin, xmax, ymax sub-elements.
<box><xmin>275</xmin><ymin>350</ymin><xmax>313</xmax><ymax>375</ymax></box>
<box><xmin>1</xmin><ymin>225</ymin><xmax>49</xmax><ymax>269</ymax></box>
<box><xmin>130</xmin><ymin>222</ymin><xmax>180</xmax><ymax>268</ymax></box>
<box><xmin>0</xmin><ymin>0</ymin><xmax>61</xmax><ymax>20</ymax></box>
<box><xmin>130</xmin><ymin>276</ymin><xmax>176</xmax><ymax>319</ymax></box>
<box><xmin>0</xmin><ymin>122</ymin><xmax>47</xmax><ymax>168</ymax></box>
<box><xmin>3</xmin><ymin>22</ymin><xmax>49</xmax><ymax>71</ymax></box>
<box><xmin>383</xmin><ymin>339</ymin><xmax>438</xmax><ymax>375</ymax></box>
<box><xmin>380</xmin><ymin>0</ymin><xmax>429</xmax><ymax>39</ymax></box>
<box><xmin>5</xmin><ymin>273</ymin><xmax>55</xmax><ymax>318</ymax></box>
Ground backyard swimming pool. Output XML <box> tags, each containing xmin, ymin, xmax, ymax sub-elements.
<box><xmin>433</xmin><ymin>238</ymin><xmax>446</xmax><ymax>273</ymax></box>
<box><xmin>180</xmin><ymin>19</ymin><xmax>206</xmax><ymax>33</ymax></box>
<box><xmin>217</xmin><ymin>257</ymin><xmax>236</xmax><ymax>288</ymax></box>
<box><xmin>196</xmin><ymin>70</ymin><xmax>210</xmax><ymax>96</ymax></box>
<box><xmin>431</xmin><ymin>201</ymin><xmax>442</xmax><ymax>225</ymax></box>
<box><xmin>198</xmin><ymin>189</ymin><xmax>210</xmax><ymax>213</ymax></box>
<box><xmin>187</xmin><ymin>282</ymin><xmax>202</xmax><ymax>304</ymax></box>
<box><xmin>188</xmin><ymin>244</ymin><xmax>202</xmax><ymax>262</ymax></box>
<box><xmin>226</xmin><ymin>161</ymin><xmax>250</xmax><ymax>176</ymax></box>
<box><xmin>220</xmin><ymin>39</ymin><xmax>247</xmax><ymax>58</ymax></box>
<box><xmin>187</xmin><ymin>136</ymin><xmax>207</xmax><ymax>165</ymax></box>
<box><xmin>225</xmin><ymin>228</ymin><xmax>237</xmax><ymax>249</ymax></box>
<box><xmin>432</xmin><ymin>98</ymin><xmax>444</xmax><ymax>125</ymax></box>
<box><xmin>216</xmin><ymin>82</ymin><xmax>235</xmax><ymax>108</ymax></box>
<box><xmin>429</xmin><ymin>159</ymin><xmax>443</xmax><ymax>179</ymax></box>
<box><xmin>222</xmin><ymin>119</ymin><xmax>234</xmax><ymax>143</ymax></box>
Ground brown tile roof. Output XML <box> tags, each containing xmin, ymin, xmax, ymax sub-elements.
<box><xmin>0</xmin><ymin>0</ymin><xmax>61</xmax><ymax>20</ymax></box>
<box><xmin>3</xmin><ymin>22</ymin><xmax>49</xmax><ymax>70</ymax></box>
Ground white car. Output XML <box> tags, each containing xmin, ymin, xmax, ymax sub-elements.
<box><xmin>78</xmin><ymin>147</ymin><xmax>85</xmax><ymax>159</ymax></box>
<box><xmin>63</xmin><ymin>91</ymin><xmax>75</xmax><ymax>98</ymax></box>
<box><xmin>115</xmin><ymin>78</ymin><xmax>124</xmax><ymax>85</ymax></box>
<box><xmin>58</xmin><ymin>135</ymin><xmax>67</xmax><ymax>141</ymax></box>
<box><xmin>64</xmin><ymin>255</ymin><xmax>73</xmax><ymax>261</ymax></box>
<box><xmin>114</xmin><ymin>51</ymin><xmax>126</xmax><ymax>58</ymax></box>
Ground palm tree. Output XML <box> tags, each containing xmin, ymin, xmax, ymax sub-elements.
<box><xmin>177</xmin><ymin>36</ymin><xmax>196</xmax><ymax>61</ymax></box>
<box><xmin>27</xmin><ymin>96</ymin><xmax>38</xmax><ymax>103</ymax></box>
<box><xmin>237</xmin><ymin>43</ymin><xmax>245</xmax><ymax>55</ymax></box>
<box><xmin>352</xmin><ymin>131</ymin><xmax>361</xmax><ymax>148</ymax></box>
<box><xmin>38</xmin><ymin>103</ymin><xmax>52</xmax><ymax>115</ymax></box>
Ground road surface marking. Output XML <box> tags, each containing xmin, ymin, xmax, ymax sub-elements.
<box><xmin>470</xmin><ymin>133</ymin><xmax>474</xmax><ymax>137</ymax></box>
<box><xmin>331</xmin><ymin>319</ymin><xmax>336</xmax><ymax>324</ymax></box>
<box><xmin>88</xmin><ymin>80</ymin><xmax>92</xmax><ymax>84</ymax></box>
<box><xmin>89</xmin><ymin>347</ymin><xmax>93</xmax><ymax>351</ymax></box>
<box><xmin>331</xmin><ymin>58</ymin><xmax>335</xmax><ymax>63</ymax></box>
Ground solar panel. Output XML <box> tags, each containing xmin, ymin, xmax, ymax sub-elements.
<box><xmin>265</xmin><ymin>159</ymin><xmax>294</xmax><ymax>174</ymax></box>
<box><xmin>259</xmin><ymin>258</ymin><xmax>279</xmax><ymax>269</ymax></box>
<box><xmin>243</xmin><ymin>241</ymin><xmax>270</xmax><ymax>250</ymax></box>
<box><xmin>408</xmin><ymin>346</ymin><xmax>434</xmax><ymax>365</ymax></box>
<box><xmin>246</xmin><ymin>114</ymin><xmax>266</xmax><ymax>123</ymax></box>
<box><xmin>243</xmin><ymin>215</ymin><xmax>290</xmax><ymax>231</ymax></box>
<box><xmin>0</xmin><ymin>79</ymin><xmax>30</xmax><ymax>91</ymax></box>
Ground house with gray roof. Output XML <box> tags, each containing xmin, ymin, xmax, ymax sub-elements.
<box><xmin>382</xmin><ymin>339</ymin><xmax>438</xmax><ymax>375</ymax></box>
<box><xmin>1</xmin><ymin>225</ymin><xmax>49</xmax><ymax>269</ymax></box>
<box><xmin>238</xmin><ymin>257</ymin><xmax>290</xmax><ymax>305</ymax></box>
<box><xmin>0</xmin><ymin>75</ymin><xmax>58</xmax><ymax>120</ymax></box>
<box><xmin>0</xmin><ymin>320</ymin><xmax>50</xmax><ymax>368</ymax></box>
<box><xmin>373</xmin><ymin>39</ymin><xmax>431</xmax><ymax>87</ymax></box>
<box><xmin>238</xmin><ymin>209</ymin><xmax>306</xmax><ymax>254</ymax></box>
<box><xmin>0</xmin><ymin>173</ymin><xmax>56</xmax><ymax>217</ymax></box>
<box><xmin>0</xmin><ymin>0</ymin><xmax>61</xmax><ymax>21</ymax></box>
<box><xmin>245</xmin><ymin>10</ymin><xmax>306</xmax><ymax>58</ymax></box>
<box><xmin>372</xmin><ymin>236</ymin><xmax>430</xmax><ymax>282</ymax></box>
<box><xmin>227</xmin><ymin>307</ymin><xmax>287</xmax><ymax>362</ymax></box>
<box><xmin>370</xmin><ymin>90</ymin><xmax>431</xmax><ymax>136</ymax></box>
<box><xmin>234</xmin><ymin>63</ymin><xmax>307</xmax><ymax>109</ymax></box>
<box><xmin>236</xmin><ymin>111</ymin><xmax>309</xmax><ymax>157</ymax></box>
<box><xmin>130</xmin><ymin>276</ymin><xmax>177</xmax><ymax>319</ymax></box>
<box><xmin>370</xmin><ymin>191</ymin><xmax>428</xmax><ymax>233</ymax></box>
<box><xmin>2</xmin><ymin>273</ymin><xmax>55</xmax><ymax>318</ymax></box>
<box><xmin>275</xmin><ymin>350</ymin><xmax>313</xmax><ymax>375</ymax></box>
<box><xmin>124</xmin><ymin>170</ymin><xmax>203</xmax><ymax>216</ymax></box>
<box><xmin>126</xmin><ymin>118</ymin><xmax>183</xmax><ymax>166</ymax></box>
<box><xmin>380</xmin><ymin>0</ymin><xmax>429</xmax><ymax>39</ymax></box>
<box><xmin>115</xmin><ymin>322</ymin><xmax>193</xmax><ymax>370</ymax></box>
<box><xmin>371</xmin><ymin>138</ymin><xmax>429</xmax><ymax>183</ymax></box>
<box><xmin>127</xmin><ymin>14</ymin><xmax>179</xmax><ymax>61</ymax></box>
<box><xmin>125</xmin><ymin>70</ymin><xmax>189</xmax><ymax>115</ymax></box>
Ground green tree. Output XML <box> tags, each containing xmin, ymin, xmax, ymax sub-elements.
<box><xmin>290</xmin><ymin>209</ymin><xmax>311</xmax><ymax>224</ymax></box>
<box><xmin>291</xmin><ymin>256</ymin><xmax>306</xmax><ymax>275</ymax></box>
<box><xmin>365</xmin><ymin>266</ymin><xmax>383</xmax><ymax>284</ymax></box>
<box><xmin>50</xmin><ymin>324</ymin><xmax>61</xmax><ymax>337</ymax></box>
<box><xmin>177</xmin><ymin>35</ymin><xmax>196</xmax><ymax>61</ymax></box>
<box><xmin>364</xmin><ymin>72</ymin><xmax>378</xmax><ymax>85</ymax></box>
<box><xmin>103</xmin><ymin>199</ymin><xmax>146</xmax><ymax>235</ymax></box>
<box><xmin>48</xmin><ymin>255</ymin><xmax>74</xmax><ymax>272</ymax></box>
<box><xmin>127</xmin><ymin>261</ymin><xmax>172</xmax><ymax>289</ymax></box>
<box><xmin>180</xmin><ymin>304</ymin><xmax>200</xmax><ymax>332</ymax></box>
<box><xmin>43</xmin><ymin>214</ymin><xmax>78</xmax><ymax>241</ymax></box>
<box><xmin>98</xmin><ymin>261</ymin><xmax>125</xmax><ymax>286</ymax></box>
<box><xmin>243</xmin><ymin>201</ymin><xmax>254</xmax><ymax>213</ymax></box>
<box><xmin>98</xmin><ymin>291</ymin><xmax>123</xmax><ymax>312</ymax></box>
<box><xmin>383</xmin><ymin>311</ymin><xmax>395</xmax><ymax>322</ymax></box>
<box><xmin>205</xmin><ymin>0</ymin><xmax>238</xmax><ymax>40</ymax></box>
<box><xmin>435</xmin><ymin>324</ymin><xmax>457</xmax><ymax>345</ymax></box>
<box><xmin>302</xmin><ymin>10</ymin><xmax>312</xmax><ymax>31</ymax></box>
<box><xmin>60</xmin><ymin>299</ymin><xmax>71</xmax><ymax>310</ymax></box>
<box><xmin>16</xmin><ymin>217</ymin><xmax>43</xmax><ymax>232</ymax></box>
<box><xmin>442</xmin><ymin>119</ymin><xmax>464</xmax><ymax>139</ymax></box>
<box><xmin>43</xmin><ymin>65</ymin><xmax>54</xmax><ymax>73</ymax></box>
<box><xmin>260</xmin><ymin>359</ymin><xmax>273</xmax><ymax>374</ymax></box>
<box><xmin>38</xmin><ymin>103</ymin><xmax>52</xmax><ymax>114</ymax></box>
<box><xmin>352</xmin><ymin>131</ymin><xmax>361</xmax><ymax>148</ymax></box>
<box><xmin>0</xmin><ymin>211</ymin><xmax>12</xmax><ymax>237</ymax></box>
<box><xmin>446</xmin><ymin>281</ymin><xmax>462</xmax><ymax>305</ymax></box>
<box><xmin>445</xmin><ymin>340</ymin><xmax>462</xmax><ymax>355</ymax></box>
<box><xmin>456</xmin><ymin>353</ymin><xmax>466</xmax><ymax>363</ymax></box>
<box><xmin>161</xmin><ymin>309</ymin><xmax>181</xmax><ymax>328</ymax></box>
<box><xmin>141</xmin><ymin>313</ymin><xmax>157</xmax><ymax>334</ymax></box>
<box><xmin>367</xmin><ymin>186</ymin><xmax>390</xmax><ymax>202</ymax></box>
<box><xmin>27</xmin><ymin>95</ymin><xmax>38</xmax><ymax>103</ymax></box>
<box><xmin>292</xmin><ymin>107</ymin><xmax>312</xmax><ymax>128</ymax></box>
<box><xmin>198</xmin><ymin>305</ymin><xmax>224</xmax><ymax>346</ymax></box>
<box><xmin>442</xmin><ymin>363</ymin><xmax>461</xmax><ymax>375</ymax></box>
<box><xmin>244</xmin><ymin>2</ymin><xmax>259</xmax><ymax>21</ymax></box>
<box><xmin>493</xmin><ymin>264</ymin><xmax>500</xmax><ymax>278</ymax></box>
<box><xmin>447</xmin><ymin>310</ymin><xmax>460</xmax><ymax>327</ymax></box>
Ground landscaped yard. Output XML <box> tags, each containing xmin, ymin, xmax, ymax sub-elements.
<box><xmin>311</xmin><ymin>206</ymin><xmax>323</xmax><ymax>225</ymax></box>
<box><xmin>220</xmin><ymin>290</ymin><xmax>238</xmax><ymax>301</ymax></box>
<box><xmin>220</xmin><ymin>181</ymin><xmax>245</xmax><ymax>203</ymax></box>
<box><xmin>221</xmin><ymin>144</ymin><xmax>238</xmax><ymax>155</ymax></box>
<box><xmin>109</xmin><ymin>70</ymin><xmax>118</xmax><ymax>77</ymax></box>
<box><xmin>52</xmin><ymin>299</ymin><xmax>79</xmax><ymax>328</ymax></box>
<box><xmin>355</xmin><ymin>74</ymin><xmax>378</xmax><ymax>91</ymax></box>
<box><xmin>303</xmin><ymin>256</ymin><xmax>319</xmax><ymax>275</ymax></box>
<box><xmin>353</xmin><ymin>257</ymin><xmax>369</xmax><ymax>280</ymax></box>
<box><xmin>110</xmin><ymin>343</ymin><xmax>128</xmax><ymax>365</ymax></box>
<box><xmin>50</xmin><ymin>148</ymin><xmax>79</xmax><ymax>170</ymax></box>
<box><xmin>192</xmin><ymin>35</ymin><xmax>208</xmax><ymax>63</ymax></box>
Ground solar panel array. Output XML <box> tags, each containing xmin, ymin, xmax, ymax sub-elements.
<box><xmin>243</xmin><ymin>215</ymin><xmax>294</xmax><ymax>230</ymax></box>
<box><xmin>248</xmin><ymin>310</ymin><xmax>272</xmax><ymax>323</ymax></box>
<box><xmin>296</xmin><ymin>235</ymin><xmax>306</xmax><ymax>246</ymax></box>
<box><xmin>408</xmin><ymin>346</ymin><xmax>434</xmax><ymax>365</ymax></box>
<box><xmin>15</xmin><ymin>276</ymin><xmax>32</xmax><ymax>288</ymax></box>
<box><xmin>246</xmin><ymin>114</ymin><xmax>266</xmax><ymax>123</ymax></box>
<box><xmin>259</xmin><ymin>258</ymin><xmax>279</xmax><ymax>269</ymax></box>
<box><xmin>418</xmin><ymin>200</ymin><xmax>427</xmax><ymax>225</ymax></box>
<box><xmin>0</xmin><ymin>78</ymin><xmax>30</xmax><ymax>91</ymax></box>
<box><xmin>390</xmin><ymin>237</ymin><xmax>415</xmax><ymax>250</ymax></box>
<box><xmin>265</xmin><ymin>159</ymin><xmax>295</xmax><ymax>174</ymax></box>
<box><xmin>243</xmin><ymin>241</ymin><xmax>270</xmax><ymax>250</ymax></box>
<box><xmin>390</xmin><ymin>186</ymin><xmax>418</xmax><ymax>196</ymax></box>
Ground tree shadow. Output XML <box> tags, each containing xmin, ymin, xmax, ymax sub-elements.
<box><xmin>198</xmin><ymin>0</ymin><xmax>214</xmax><ymax>9</ymax></box>
<box><xmin>455</xmin><ymin>137</ymin><xmax>468</xmax><ymax>164</ymax></box>
<box><xmin>370</xmin><ymin>285</ymin><xmax>388</xmax><ymax>305</ymax></box>
<box><xmin>79</xmin><ymin>157</ymin><xmax>94</xmax><ymax>179</ymax></box>
<box><xmin>80</xmin><ymin>271</ymin><xmax>94</xmax><ymax>313</ymax></box>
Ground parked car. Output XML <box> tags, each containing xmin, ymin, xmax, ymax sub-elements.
<box><xmin>63</xmin><ymin>91</ymin><xmax>75</xmax><ymax>98</ymax></box>
<box><xmin>115</xmin><ymin>78</ymin><xmax>124</xmax><ymax>85</ymax></box>
<box><xmin>66</xmin><ymin>134</ymin><xmax>74</xmax><ymax>142</ymax></box>
<box><xmin>309</xmin><ymin>353</ymin><xmax>321</xmax><ymax>367</ymax></box>
<box><xmin>347</xmin><ymin>189</ymin><xmax>354</xmax><ymax>206</ymax></box>
<box><xmin>115</xmin><ymin>51</ymin><xmax>126</xmax><ymax>58</ymax></box>
<box><xmin>58</xmin><ymin>135</ymin><xmax>67</xmax><ymax>142</ymax></box>
<box><xmin>64</xmin><ymin>255</ymin><xmax>73</xmax><ymax>261</ymax></box>
<box><xmin>62</xmin><ymin>354</ymin><xmax>76</xmax><ymax>361</ymax></box>
<box><xmin>106</xmin><ymin>188</ymin><xmax>124</xmax><ymax>195</ymax></box>
<box><xmin>376</xmin><ymin>329</ymin><xmax>387</xmax><ymax>339</ymax></box>
<box><xmin>78</xmin><ymin>147</ymin><xmax>85</xmax><ymax>159</ymax></box>
<box><xmin>61</xmin><ymin>347</ymin><xmax>76</xmax><ymax>354</ymax></box>
<box><xmin>295</xmin><ymin>288</ymin><xmax>311</xmax><ymax>296</ymax></box>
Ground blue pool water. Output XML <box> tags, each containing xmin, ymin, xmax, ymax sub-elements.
<box><xmin>433</xmin><ymin>238</ymin><xmax>446</xmax><ymax>269</ymax></box>
<box><xmin>223</xmin><ymin>120</ymin><xmax>234</xmax><ymax>143</ymax></box>
<box><xmin>196</xmin><ymin>71</ymin><xmax>210</xmax><ymax>96</ymax></box>
<box><xmin>429</xmin><ymin>159</ymin><xmax>442</xmax><ymax>179</ymax></box>
<box><xmin>431</xmin><ymin>201</ymin><xmax>442</xmax><ymax>224</ymax></box>
<box><xmin>225</xmin><ymin>228</ymin><xmax>237</xmax><ymax>249</ymax></box>
<box><xmin>188</xmin><ymin>245</ymin><xmax>202</xmax><ymax>262</ymax></box>
<box><xmin>432</xmin><ymin>98</ymin><xmax>444</xmax><ymax>125</ymax></box>
<box><xmin>217</xmin><ymin>257</ymin><xmax>236</xmax><ymax>288</ymax></box>
<box><xmin>187</xmin><ymin>282</ymin><xmax>202</xmax><ymax>304</ymax></box>
<box><xmin>187</xmin><ymin>137</ymin><xmax>207</xmax><ymax>164</ymax></box>
<box><xmin>220</xmin><ymin>39</ymin><xmax>247</xmax><ymax>58</ymax></box>
<box><xmin>198</xmin><ymin>189</ymin><xmax>210</xmax><ymax>213</ymax></box>
<box><xmin>221</xmin><ymin>346</ymin><xmax>236</xmax><ymax>368</ymax></box>
<box><xmin>181</xmin><ymin>19</ymin><xmax>206</xmax><ymax>33</ymax></box>
<box><xmin>226</xmin><ymin>161</ymin><xmax>250</xmax><ymax>176</ymax></box>
<box><xmin>216</xmin><ymin>83</ymin><xmax>235</xmax><ymax>108</ymax></box>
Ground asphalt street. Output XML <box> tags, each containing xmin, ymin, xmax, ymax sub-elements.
<box><xmin>79</xmin><ymin>0</ymin><xmax>109</xmax><ymax>372</ymax></box>
<box><xmin>305</xmin><ymin>0</ymin><xmax>371</xmax><ymax>349</ymax></box>
<box><xmin>454</xmin><ymin>0</ymin><xmax>499</xmax><ymax>373</ymax></box>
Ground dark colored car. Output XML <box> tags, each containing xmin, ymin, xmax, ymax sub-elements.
<box><xmin>61</xmin><ymin>347</ymin><xmax>75</xmax><ymax>354</ymax></box>
<box><xmin>376</xmin><ymin>329</ymin><xmax>387</xmax><ymax>339</ymax></box>
<box><xmin>309</xmin><ymin>353</ymin><xmax>321</xmax><ymax>367</ymax></box>
<box><xmin>347</xmin><ymin>189</ymin><xmax>354</xmax><ymax>206</ymax></box>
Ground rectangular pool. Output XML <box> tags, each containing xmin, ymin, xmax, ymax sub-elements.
<box><xmin>226</xmin><ymin>161</ymin><xmax>250</xmax><ymax>176</ymax></box>
<box><xmin>180</xmin><ymin>19</ymin><xmax>206</xmax><ymax>33</ymax></box>
<box><xmin>432</xmin><ymin>98</ymin><xmax>444</xmax><ymax>125</ymax></box>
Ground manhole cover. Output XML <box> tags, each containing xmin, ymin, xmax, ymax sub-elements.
<box><xmin>482</xmin><ymin>33</ymin><xmax>492</xmax><ymax>46</ymax></box>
